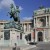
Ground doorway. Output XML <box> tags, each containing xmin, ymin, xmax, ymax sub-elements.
<box><xmin>38</xmin><ymin>32</ymin><xmax>43</xmax><ymax>41</ymax></box>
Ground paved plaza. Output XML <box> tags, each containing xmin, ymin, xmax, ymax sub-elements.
<box><xmin>0</xmin><ymin>42</ymin><xmax>50</xmax><ymax>50</ymax></box>
<box><xmin>0</xmin><ymin>45</ymin><xmax>36</xmax><ymax>50</ymax></box>
<box><xmin>28</xmin><ymin>42</ymin><xmax>50</xmax><ymax>50</ymax></box>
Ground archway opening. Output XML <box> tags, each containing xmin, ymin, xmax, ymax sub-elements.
<box><xmin>38</xmin><ymin>32</ymin><xmax>43</xmax><ymax>41</ymax></box>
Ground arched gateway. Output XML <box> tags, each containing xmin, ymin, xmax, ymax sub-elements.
<box><xmin>38</xmin><ymin>32</ymin><xmax>43</xmax><ymax>41</ymax></box>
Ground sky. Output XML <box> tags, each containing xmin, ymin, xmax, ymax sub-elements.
<box><xmin>0</xmin><ymin>0</ymin><xmax>50</xmax><ymax>20</ymax></box>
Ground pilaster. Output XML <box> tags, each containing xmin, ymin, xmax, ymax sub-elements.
<box><xmin>46</xmin><ymin>16</ymin><xmax>47</xmax><ymax>27</ymax></box>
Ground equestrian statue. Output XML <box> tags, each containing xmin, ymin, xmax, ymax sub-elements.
<box><xmin>9</xmin><ymin>4</ymin><xmax>20</xmax><ymax>22</ymax></box>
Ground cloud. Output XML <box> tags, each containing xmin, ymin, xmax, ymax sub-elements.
<box><xmin>19</xmin><ymin>6</ymin><xmax>23</xmax><ymax>10</ymax></box>
<box><xmin>22</xmin><ymin>17</ymin><xmax>32</xmax><ymax>20</ymax></box>
<box><xmin>0</xmin><ymin>0</ymin><xmax>15</xmax><ymax>9</ymax></box>
<box><xmin>0</xmin><ymin>0</ymin><xmax>23</xmax><ymax>11</ymax></box>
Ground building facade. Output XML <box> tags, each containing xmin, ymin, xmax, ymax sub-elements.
<box><xmin>0</xmin><ymin>20</ymin><xmax>33</xmax><ymax>46</ymax></box>
<box><xmin>21</xmin><ymin>20</ymin><xmax>33</xmax><ymax>43</ymax></box>
<box><xmin>33</xmin><ymin>8</ymin><xmax>50</xmax><ymax>42</ymax></box>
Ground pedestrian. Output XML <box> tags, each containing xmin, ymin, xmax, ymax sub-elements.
<box><xmin>12</xmin><ymin>43</ymin><xmax>17</xmax><ymax>50</ymax></box>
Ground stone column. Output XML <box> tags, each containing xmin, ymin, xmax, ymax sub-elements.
<box><xmin>28</xmin><ymin>24</ymin><xmax>29</xmax><ymax>32</ymax></box>
<box><xmin>24</xmin><ymin>24</ymin><xmax>26</xmax><ymax>32</ymax></box>
<box><xmin>36</xmin><ymin>17</ymin><xmax>37</xmax><ymax>27</ymax></box>
<box><xmin>34</xmin><ymin>18</ymin><xmax>35</xmax><ymax>27</ymax></box>
<box><xmin>27</xmin><ymin>23</ymin><xmax>29</xmax><ymax>31</ymax></box>
<box><xmin>46</xmin><ymin>16</ymin><xmax>47</xmax><ymax>26</ymax></box>
<box><xmin>23</xmin><ymin>23</ymin><xmax>25</xmax><ymax>31</ymax></box>
<box><xmin>22</xmin><ymin>23</ymin><xmax>24</xmax><ymax>31</ymax></box>
<box><xmin>23</xmin><ymin>24</ymin><xmax>25</xmax><ymax>32</ymax></box>
<box><xmin>35</xmin><ymin>29</ymin><xmax>37</xmax><ymax>42</ymax></box>
<box><xmin>49</xmin><ymin>16</ymin><xmax>50</xmax><ymax>26</ymax></box>
<box><xmin>29</xmin><ymin>24</ymin><xmax>30</xmax><ymax>32</ymax></box>
<box><xmin>43</xmin><ymin>29</ymin><xmax>47</xmax><ymax>42</ymax></box>
<box><xmin>48</xmin><ymin>29</ymin><xmax>50</xmax><ymax>41</ymax></box>
<box><xmin>26</xmin><ymin>24</ymin><xmax>27</xmax><ymax>31</ymax></box>
<box><xmin>31</xmin><ymin>30</ymin><xmax>34</xmax><ymax>42</ymax></box>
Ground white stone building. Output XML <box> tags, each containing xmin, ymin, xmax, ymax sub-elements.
<box><xmin>33</xmin><ymin>8</ymin><xmax>50</xmax><ymax>42</ymax></box>
<box><xmin>21</xmin><ymin>20</ymin><xmax>33</xmax><ymax>43</ymax></box>
<box><xmin>0</xmin><ymin>20</ymin><xmax>33</xmax><ymax>46</ymax></box>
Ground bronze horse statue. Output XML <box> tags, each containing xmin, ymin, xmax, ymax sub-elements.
<box><xmin>9</xmin><ymin>4</ymin><xmax>20</xmax><ymax>22</ymax></box>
